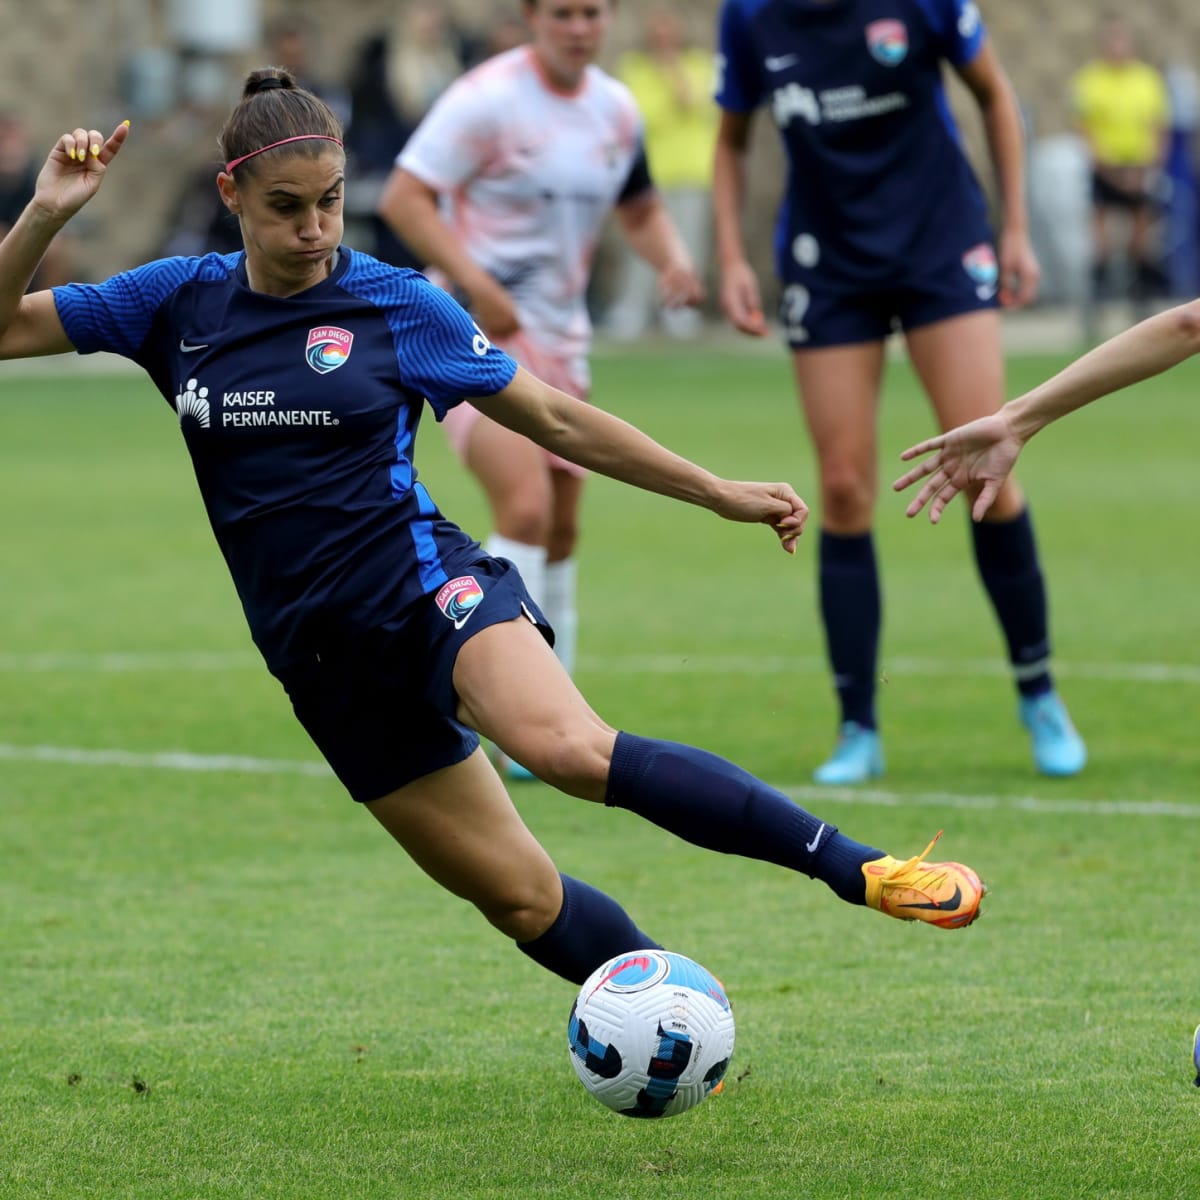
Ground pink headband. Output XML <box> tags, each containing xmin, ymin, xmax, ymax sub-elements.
<box><xmin>224</xmin><ymin>134</ymin><xmax>344</xmax><ymax>174</ymax></box>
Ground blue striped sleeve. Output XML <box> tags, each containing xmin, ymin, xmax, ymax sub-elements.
<box><xmin>52</xmin><ymin>255</ymin><xmax>236</xmax><ymax>360</ymax></box>
<box><xmin>715</xmin><ymin>0</ymin><xmax>765</xmax><ymax>112</ymax></box>
<box><xmin>915</xmin><ymin>0</ymin><xmax>987</xmax><ymax>67</ymax></box>
<box><xmin>340</xmin><ymin>256</ymin><xmax>518</xmax><ymax>419</ymax></box>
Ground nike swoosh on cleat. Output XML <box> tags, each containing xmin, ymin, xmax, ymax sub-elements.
<box><xmin>805</xmin><ymin>823</ymin><xmax>825</xmax><ymax>853</ymax></box>
<box><xmin>897</xmin><ymin>884</ymin><xmax>962</xmax><ymax>912</ymax></box>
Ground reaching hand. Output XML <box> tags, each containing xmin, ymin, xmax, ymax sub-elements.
<box><xmin>34</xmin><ymin>122</ymin><xmax>130</xmax><ymax>222</ymax></box>
<box><xmin>719</xmin><ymin>258</ymin><xmax>768</xmax><ymax>337</ymax></box>
<box><xmin>657</xmin><ymin>260</ymin><xmax>704</xmax><ymax>310</ymax></box>
<box><xmin>713</xmin><ymin>480</ymin><xmax>809</xmax><ymax>554</ymax></box>
<box><xmin>893</xmin><ymin>412</ymin><xmax>1025</xmax><ymax>524</ymax></box>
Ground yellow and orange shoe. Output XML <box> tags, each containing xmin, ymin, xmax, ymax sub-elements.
<box><xmin>862</xmin><ymin>831</ymin><xmax>985</xmax><ymax>929</ymax></box>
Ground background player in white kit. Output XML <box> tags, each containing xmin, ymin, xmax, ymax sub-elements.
<box><xmin>378</xmin><ymin>0</ymin><xmax>702</xmax><ymax>777</ymax></box>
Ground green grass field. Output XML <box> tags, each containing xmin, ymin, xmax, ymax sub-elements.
<box><xmin>2</xmin><ymin>341</ymin><xmax>1198</xmax><ymax>1199</ymax></box>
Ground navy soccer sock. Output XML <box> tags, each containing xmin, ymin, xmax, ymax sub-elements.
<box><xmin>970</xmin><ymin>509</ymin><xmax>1053</xmax><ymax>698</ymax></box>
<box><xmin>517</xmin><ymin>874</ymin><xmax>662</xmax><ymax>985</ymax></box>
<box><xmin>604</xmin><ymin>733</ymin><xmax>883</xmax><ymax>905</ymax></box>
<box><xmin>818</xmin><ymin>531</ymin><xmax>881</xmax><ymax>729</ymax></box>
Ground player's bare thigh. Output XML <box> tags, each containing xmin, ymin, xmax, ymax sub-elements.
<box><xmin>365</xmin><ymin>748</ymin><xmax>563</xmax><ymax>941</ymax></box>
<box><xmin>904</xmin><ymin>309</ymin><xmax>1025</xmax><ymax>517</ymax></box>
<box><xmin>790</xmin><ymin>341</ymin><xmax>887</xmax><ymax>533</ymax></box>
<box><xmin>454</xmin><ymin>616</ymin><xmax>616</xmax><ymax>800</ymax></box>
<box><xmin>462</xmin><ymin>410</ymin><xmax>554</xmax><ymax>545</ymax></box>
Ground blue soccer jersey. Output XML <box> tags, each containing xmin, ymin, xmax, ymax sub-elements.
<box><xmin>53</xmin><ymin>248</ymin><xmax>518</xmax><ymax>671</ymax></box>
<box><xmin>716</xmin><ymin>0</ymin><xmax>993</xmax><ymax>290</ymax></box>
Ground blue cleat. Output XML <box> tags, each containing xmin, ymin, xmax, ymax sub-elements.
<box><xmin>813</xmin><ymin>722</ymin><xmax>884</xmax><ymax>785</ymax></box>
<box><xmin>1192</xmin><ymin>1023</ymin><xmax>1199</xmax><ymax>1087</ymax></box>
<box><xmin>1018</xmin><ymin>691</ymin><xmax>1087</xmax><ymax>777</ymax></box>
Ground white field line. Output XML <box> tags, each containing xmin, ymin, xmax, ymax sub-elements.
<box><xmin>0</xmin><ymin>742</ymin><xmax>1197</xmax><ymax>819</ymax></box>
<box><xmin>1</xmin><ymin>650</ymin><xmax>1200</xmax><ymax>685</ymax></box>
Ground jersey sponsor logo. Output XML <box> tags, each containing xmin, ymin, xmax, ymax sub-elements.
<box><xmin>175</xmin><ymin>377</ymin><xmax>211</xmax><ymax>429</ymax></box>
<box><xmin>435</xmin><ymin>575</ymin><xmax>485</xmax><ymax>630</ymax></box>
<box><xmin>305</xmin><ymin>325</ymin><xmax>354</xmax><ymax>374</ymax></box>
<box><xmin>866</xmin><ymin>19</ymin><xmax>909</xmax><ymax>67</ymax></box>
<box><xmin>962</xmin><ymin>243</ymin><xmax>999</xmax><ymax>300</ymax></box>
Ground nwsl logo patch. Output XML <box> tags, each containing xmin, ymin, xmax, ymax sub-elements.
<box><xmin>962</xmin><ymin>243</ymin><xmax>999</xmax><ymax>299</ymax></box>
<box><xmin>866</xmin><ymin>19</ymin><xmax>908</xmax><ymax>66</ymax></box>
<box><xmin>435</xmin><ymin>575</ymin><xmax>485</xmax><ymax>630</ymax></box>
<box><xmin>306</xmin><ymin>325</ymin><xmax>354</xmax><ymax>374</ymax></box>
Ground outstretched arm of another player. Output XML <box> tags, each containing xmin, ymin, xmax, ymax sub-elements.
<box><xmin>895</xmin><ymin>298</ymin><xmax>1200</xmax><ymax>523</ymax></box>
<box><xmin>473</xmin><ymin>366</ymin><xmax>808</xmax><ymax>553</ymax></box>
<box><xmin>0</xmin><ymin>120</ymin><xmax>129</xmax><ymax>360</ymax></box>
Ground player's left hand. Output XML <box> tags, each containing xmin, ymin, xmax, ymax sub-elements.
<box><xmin>997</xmin><ymin>228</ymin><xmax>1040</xmax><ymax>309</ymax></box>
<box><xmin>713</xmin><ymin>480</ymin><xmax>809</xmax><ymax>555</ymax></box>
<box><xmin>657</xmin><ymin>261</ymin><xmax>704</xmax><ymax>310</ymax></box>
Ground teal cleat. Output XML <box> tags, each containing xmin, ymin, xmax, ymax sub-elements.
<box><xmin>812</xmin><ymin>722</ymin><xmax>884</xmax><ymax>785</ymax></box>
<box><xmin>1192</xmin><ymin>1023</ymin><xmax>1199</xmax><ymax>1087</ymax></box>
<box><xmin>1018</xmin><ymin>691</ymin><xmax>1087</xmax><ymax>777</ymax></box>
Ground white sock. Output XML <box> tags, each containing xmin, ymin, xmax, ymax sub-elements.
<box><xmin>544</xmin><ymin>557</ymin><xmax>578</xmax><ymax>675</ymax></box>
<box><xmin>486</xmin><ymin>534</ymin><xmax>547</xmax><ymax>608</ymax></box>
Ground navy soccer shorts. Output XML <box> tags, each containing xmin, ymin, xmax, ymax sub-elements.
<box><xmin>777</xmin><ymin>241</ymin><xmax>1001</xmax><ymax>350</ymax></box>
<box><xmin>272</xmin><ymin>555</ymin><xmax>552</xmax><ymax>803</ymax></box>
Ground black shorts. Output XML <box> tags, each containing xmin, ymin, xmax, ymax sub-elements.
<box><xmin>272</xmin><ymin>556</ymin><xmax>552</xmax><ymax>803</ymax></box>
<box><xmin>777</xmin><ymin>241</ymin><xmax>1001</xmax><ymax>350</ymax></box>
<box><xmin>1092</xmin><ymin>169</ymin><xmax>1154</xmax><ymax>212</ymax></box>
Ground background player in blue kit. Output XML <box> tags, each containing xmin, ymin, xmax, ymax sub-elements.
<box><xmin>0</xmin><ymin>70</ymin><xmax>986</xmax><ymax>994</ymax></box>
<box><xmin>712</xmin><ymin>0</ymin><xmax>1087</xmax><ymax>784</ymax></box>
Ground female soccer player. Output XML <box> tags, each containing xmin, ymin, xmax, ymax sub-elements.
<box><xmin>895</xmin><ymin>298</ymin><xmax>1200</xmax><ymax>521</ymax></box>
<box><xmin>0</xmin><ymin>72</ymin><xmax>985</xmax><ymax>991</ymax></box>
<box><xmin>712</xmin><ymin>0</ymin><xmax>1087</xmax><ymax>783</ymax></box>
<box><xmin>375</xmin><ymin>0</ymin><xmax>703</xmax><ymax>777</ymax></box>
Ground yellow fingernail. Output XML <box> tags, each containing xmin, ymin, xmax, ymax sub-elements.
<box><xmin>122</xmin><ymin>119</ymin><xmax>131</xmax><ymax>127</ymax></box>
<box><xmin>90</xmin><ymin>144</ymin><xmax>99</xmax><ymax>157</ymax></box>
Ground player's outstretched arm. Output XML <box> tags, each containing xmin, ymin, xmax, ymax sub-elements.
<box><xmin>0</xmin><ymin>120</ymin><xmax>130</xmax><ymax>360</ymax></box>
<box><xmin>475</xmin><ymin>366</ymin><xmax>808</xmax><ymax>553</ymax></box>
<box><xmin>894</xmin><ymin>298</ymin><xmax>1200</xmax><ymax>523</ymax></box>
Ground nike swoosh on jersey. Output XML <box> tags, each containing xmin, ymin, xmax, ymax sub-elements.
<box><xmin>765</xmin><ymin>54</ymin><xmax>799</xmax><ymax>71</ymax></box>
<box><xmin>897</xmin><ymin>885</ymin><xmax>962</xmax><ymax>912</ymax></box>
<box><xmin>179</xmin><ymin>338</ymin><xmax>210</xmax><ymax>353</ymax></box>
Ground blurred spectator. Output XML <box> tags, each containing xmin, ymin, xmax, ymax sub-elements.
<box><xmin>385</xmin><ymin>3</ymin><xmax>464</xmax><ymax>131</ymax></box>
<box><xmin>265</xmin><ymin>14</ymin><xmax>353</xmax><ymax>129</ymax></box>
<box><xmin>604</xmin><ymin>7</ymin><xmax>716</xmax><ymax>340</ymax></box>
<box><xmin>461</xmin><ymin>10</ymin><xmax>528</xmax><ymax>69</ymax></box>
<box><xmin>1072</xmin><ymin>16</ymin><xmax>1171</xmax><ymax>306</ymax></box>
<box><xmin>0</xmin><ymin>113</ymin><xmax>74</xmax><ymax>288</ymax></box>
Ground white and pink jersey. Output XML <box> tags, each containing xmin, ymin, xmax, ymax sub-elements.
<box><xmin>397</xmin><ymin>46</ymin><xmax>650</xmax><ymax>363</ymax></box>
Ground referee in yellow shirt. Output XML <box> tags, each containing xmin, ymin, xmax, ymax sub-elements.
<box><xmin>1072</xmin><ymin>17</ymin><xmax>1170</xmax><ymax>304</ymax></box>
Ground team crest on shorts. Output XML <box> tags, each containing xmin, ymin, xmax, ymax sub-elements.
<box><xmin>866</xmin><ymin>19</ymin><xmax>908</xmax><ymax>66</ymax></box>
<box><xmin>962</xmin><ymin>243</ymin><xmax>999</xmax><ymax>299</ymax></box>
<box><xmin>306</xmin><ymin>326</ymin><xmax>354</xmax><ymax>374</ymax></box>
<box><xmin>435</xmin><ymin>575</ymin><xmax>485</xmax><ymax>630</ymax></box>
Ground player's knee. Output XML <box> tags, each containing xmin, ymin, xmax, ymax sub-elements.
<box><xmin>820</xmin><ymin>469</ymin><xmax>875</xmax><ymax>526</ymax></box>
<box><xmin>478</xmin><ymin>872</ymin><xmax>562</xmax><ymax>941</ymax></box>
<box><xmin>496</xmin><ymin>494</ymin><xmax>552</xmax><ymax>545</ymax></box>
<box><xmin>521</xmin><ymin>726</ymin><xmax>612</xmax><ymax>801</ymax></box>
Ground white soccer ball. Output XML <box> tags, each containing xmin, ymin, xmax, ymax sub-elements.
<box><xmin>567</xmin><ymin>950</ymin><xmax>735</xmax><ymax>1119</ymax></box>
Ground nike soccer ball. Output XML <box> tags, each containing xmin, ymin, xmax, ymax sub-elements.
<box><xmin>567</xmin><ymin>950</ymin><xmax>735</xmax><ymax>1119</ymax></box>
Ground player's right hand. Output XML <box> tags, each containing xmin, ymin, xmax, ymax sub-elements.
<box><xmin>719</xmin><ymin>259</ymin><xmax>768</xmax><ymax>337</ymax></box>
<box><xmin>35</xmin><ymin>121</ymin><xmax>130</xmax><ymax>221</ymax></box>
